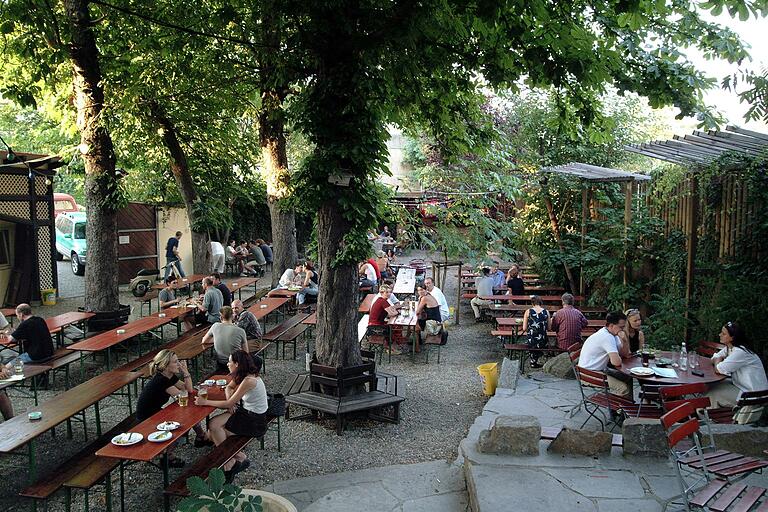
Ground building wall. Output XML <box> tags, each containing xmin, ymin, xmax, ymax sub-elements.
<box><xmin>0</xmin><ymin>220</ymin><xmax>15</xmax><ymax>304</ymax></box>
<box><xmin>382</xmin><ymin>127</ymin><xmax>418</xmax><ymax>192</ymax></box>
<box><xmin>156</xmin><ymin>206</ymin><xmax>193</xmax><ymax>270</ymax></box>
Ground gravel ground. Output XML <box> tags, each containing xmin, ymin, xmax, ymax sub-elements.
<box><xmin>0</xmin><ymin>251</ymin><xmax>503</xmax><ymax>511</ymax></box>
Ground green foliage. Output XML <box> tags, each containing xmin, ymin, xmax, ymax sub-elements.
<box><xmin>177</xmin><ymin>469</ymin><xmax>263</xmax><ymax>512</ymax></box>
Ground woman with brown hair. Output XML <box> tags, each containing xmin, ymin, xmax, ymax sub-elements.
<box><xmin>195</xmin><ymin>350</ymin><xmax>268</xmax><ymax>483</ymax></box>
<box><xmin>521</xmin><ymin>295</ymin><xmax>551</xmax><ymax>368</ymax></box>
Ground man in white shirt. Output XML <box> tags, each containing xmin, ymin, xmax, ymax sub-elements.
<box><xmin>578</xmin><ymin>312</ymin><xmax>630</xmax><ymax>398</ymax></box>
<box><xmin>210</xmin><ymin>240</ymin><xmax>226</xmax><ymax>273</ymax></box>
<box><xmin>471</xmin><ymin>268</ymin><xmax>495</xmax><ymax>321</ymax></box>
<box><xmin>359</xmin><ymin>261</ymin><xmax>377</xmax><ymax>289</ymax></box>
<box><xmin>424</xmin><ymin>277</ymin><xmax>449</xmax><ymax>321</ymax></box>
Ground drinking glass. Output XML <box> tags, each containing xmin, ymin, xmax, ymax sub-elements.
<box><xmin>688</xmin><ymin>353</ymin><xmax>698</xmax><ymax>369</ymax></box>
<box><xmin>178</xmin><ymin>390</ymin><xmax>189</xmax><ymax>407</ymax></box>
<box><xmin>14</xmin><ymin>359</ymin><xmax>24</xmax><ymax>375</ymax></box>
<box><xmin>198</xmin><ymin>386</ymin><xmax>208</xmax><ymax>399</ymax></box>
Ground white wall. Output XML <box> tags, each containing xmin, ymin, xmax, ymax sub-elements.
<box><xmin>156</xmin><ymin>206</ymin><xmax>193</xmax><ymax>270</ymax></box>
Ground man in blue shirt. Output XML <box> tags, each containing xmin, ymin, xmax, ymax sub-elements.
<box><xmin>471</xmin><ymin>268</ymin><xmax>496</xmax><ymax>321</ymax></box>
<box><xmin>164</xmin><ymin>231</ymin><xmax>186</xmax><ymax>280</ymax></box>
<box><xmin>490</xmin><ymin>262</ymin><xmax>506</xmax><ymax>289</ymax></box>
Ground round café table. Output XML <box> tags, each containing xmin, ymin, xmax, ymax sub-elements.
<box><xmin>618</xmin><ymin>350</ymin><xmax>726</xmax><ymax>386</ymax></box>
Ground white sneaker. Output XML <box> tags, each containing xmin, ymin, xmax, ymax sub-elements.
<box><xmin>240</xmin><ymin>273</ymin><xmax>249</xmax><ymax>277</ymax></box>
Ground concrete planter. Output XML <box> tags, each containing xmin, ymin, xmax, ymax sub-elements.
<box><xmin>240</xmin><ymin>490</ymin><xmax>297</xmax><ymax>512</ymax></box>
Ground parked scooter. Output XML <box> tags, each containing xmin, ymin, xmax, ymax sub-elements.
<box><xmin>129</xmin><ymin>261</ymin><xmax>181</xmax><ymax>297</ymax></box>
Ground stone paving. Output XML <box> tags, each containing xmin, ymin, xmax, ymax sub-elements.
<box><xmin>267</xmin><ymin>369</ymin><xmax>768</xmax><ymax>511</ymax></box>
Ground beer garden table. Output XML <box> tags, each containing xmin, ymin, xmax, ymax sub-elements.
<box><xmin>45</xmin><ymin>311</ymin><xmax>95</xmax><ymax>347</ymax></box>
<box><xmin>618</xmin><ymin>351</ymin><xmax>726</xmax><ymax>386</ymax></box>
<box><xmin>227</xmin><ymin>277</ymin><xmax>258</xmax><ymax>300</ymax></box>
<box><xmin>0</xmin><ymin>370</ymin><xmax>141</xmax><ymax>483</ymax></box>
<box><xmin>151</xmin><ymin>274</ymin><xmax>209</xmax><ymax>296</ymax></box>
<box><xmin>393</xmin><ymin>267</ymin><xmax>416</xmax><ymax>295</ymax></box>
<box><xmin>247</xmin><ymin>297</ymin><xmax>290</xmax><ymax>321</ymax></box>
<box><xmin>96</xmin><ymin>375</ymin><xmax>228</xmax><ymax>512</ymax></box>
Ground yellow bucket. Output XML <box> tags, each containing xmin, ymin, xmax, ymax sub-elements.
<box><xmin>477</xmin><ymin>362</ymin><xmax>499</xmax><ymax>396</ymax></box>
<box><xmin>41</xmin><ymin>288</ymin><xmax>57</xmax><ymax>306</ymax></box>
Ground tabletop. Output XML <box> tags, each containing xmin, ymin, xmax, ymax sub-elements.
<box><xmin>227</xmin><ymin>277</ymin><xmax>259</xmax><ymax>294</ymax></box>
<box><xmin>0</xmin><ymin>370</ymin><xmax>142</xmax><ymax>453</ymax></box>
<box><xmin>479</xmin><ymin>294</ymin><xmax>584</xmax><ymax>303</ymax></box>
<box><xmin>393</xmin><ymin>268</ymin><xmax>417</xmax><ymax>295</ymax></box>
<box><xmin>358</xmin><ymin>293</ymin><xmax>377</xmax><ymax>313</ymax></box>
<box><xmin>1</xmin><ymin>307</ymin><xmax>15</xmax><ymax>318</ymax></box>
<box><xmin>45</xmin><ymin>311</ymin><xmax>95</xmax><ymax>332</ymax></box>
<box><xmin>268</xmin><ymin>288</ymin><xmax>299</xmax><ymax>298</ymax></box>
<box><xmin>97</xmin><ymin>376</ymin><xmax>228</xmax><ymax>462</ymax></box>
<box><xmin>68</xmin><ymin>316</ymin><xmax>174</xmax><ymax>352</ymax></box>
<box><xmin>151</xmin><ymin>273</ymin><xmax>209</xmax><ymax>291</ymax></box>
<box><xmin>248</xmin><ymin>297</ymin><xmax>290</xmax><ymax>321</ymax></box>
<box><xmin>618</xmin><ymin>351</ymin><xmax>725</xmax><ymax>385</ymax></box>
<box><xmin>388</xmin><ymin>311</ymin><xmax>418</xmax><ymax>327</ymax></box>
<box><xmin>149</xmin><ymin>305</ymin><xmax>193</xmax><ymax>322</ymax></box>
<box><xmin>302</xmin><ymin>313</ymin><xmax>317</xmax><ymax>325</ymax></box>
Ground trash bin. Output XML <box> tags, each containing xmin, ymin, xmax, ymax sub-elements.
<box><xmin>477</xmin><ymin>362</ymin><xmax>499</xmax><ymax>396</ymax></box>
<box><xmin>41</xmin><ymin>288</ymin><xmax>57</xmax><ymax>306</ymax></box>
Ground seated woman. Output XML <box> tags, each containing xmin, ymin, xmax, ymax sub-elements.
<box><xmin>375</xmin><ymin>250</ymin><xmax>391</xmax><ymax>280</ymax></box>
<box><xmin>195</xmin><ymin>350</ymin><xmax>267</xmax><ymax>484</ymax></box>
<box><xmin>297</xmin><ymin>262</ymin><xmax>319</xmax><ymax>305</ymax></box>
<box><xmin>521</xmin><ymin>295</ymin><xmax>550</xmax><ymax>368</ymax></box>
<box><xmin>707</xmin><ymin>322</ymin><xmax>768</xmax><ymax>424</ymax></box>
<box><xmin>135</xmin><ymin>350</ymin><xmax>211</xmax><ymax>467</ymax></box>
<box><xmin>617</xmin><ymin>308</ymin><xmax>645</xmax><ymax>357</ymax></box>
<box><xmin>415</xmin><ymin>284</ymin><xmax>441</xmax><ymax>339</ymax></box>
<box><xmin>505</xmin><ymin>265</ymin><xmax>525</xmax><ymax>296</ymax></box>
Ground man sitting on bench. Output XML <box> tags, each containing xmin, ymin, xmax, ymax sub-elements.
<box><xmin>0</xmin><ymin>363</ymin><xmax>15</xmax><ymax>419</ymax></box>
<box><xmin>4</xmin><ymin>304</ymin><xmax>53</xmax><ymax>364</ymax></box>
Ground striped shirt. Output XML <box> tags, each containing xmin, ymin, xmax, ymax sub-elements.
<box><xmin>551</xmin><ymin>306</ymin><xmax>588</xmax><ymax>350</ymax></box>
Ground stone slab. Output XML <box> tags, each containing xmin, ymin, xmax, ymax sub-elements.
<box><xmin>541</xmin><ymin>467</ymin><xmax>646</xmax><ymax>498</ymax></box>
<box><xmin>402</xmin><ymin>491</ymin><xmax>468</xmax><ymax>512</ymax></box>
<box><xmin>303</xmin><ymin>481</ymin><xmax>398</xmax><ymax>512</ymax></box>
<box><xmin>478</xmin><ymin>415</ymin><xmax>540</xmax><ymax>455</ymax></box>
<box><xmin>595</xmin><ymin>498</ymin><xmax>663</xmax><ymax>512</ymax></box>
<box><xmin>467</xmin><ymin>464</ymin><xmax>596</xmax><ymax>512</ymax></box>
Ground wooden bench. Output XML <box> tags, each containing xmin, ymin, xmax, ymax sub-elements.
<box><xmin>276</xmin><ymin>323</ymin><xmax>310</xmax><ymax>360</ymax></box>
<box><xmin>19</xmin><ymin>415</ymin><xmax>139</xmax><ymax>509</ymax></box>
<box><xmin>242</xmin><ymin>288</ymin><xmax>269</xmax><ymax>309</ymax></box>
<box><xmin>263</xmin><ymin>313</ymin><xmax>309</xmax><ymax>359</ymax></box>
<box><xmin>540</xmin><ymin>426</ymin><xmax>623</xmax><ymax>447</ymax></box>
<box><xmin>504</xmin><ymin>343</ymin><xmax>566</xmax><ymax>368</ymax></box>
<box><xmin>285</xmin><ymin>361</ymin><xmax>404</xmax><ymax>435</ymax></box>
<box><xmin>164</xmin><ymin>413</ymin><xmax>282</xmax><ymax>499</ymax></box>
<box><xmin>135</xmin><ymin>291</ymin><xmax>160</xmax><ymax>317</ymax></box>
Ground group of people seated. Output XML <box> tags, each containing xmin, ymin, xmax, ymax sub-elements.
<box><xmin>221</xmin><ymin>239</ymin><xmax>273</xmax><ymax>277</ymax></box>
<box><xmin>358</xmin><ymin>251</ymin><xmax>394</xmax><ymax>290</ymax></box>
<box><xmin>275</xmin><ymin>261</ymin><xmax>319</xmax><ymax>305</ymax></box>
<box><xmin>136</xmin><ymin>347</ymin><xmax>268</xmax><ymax>483</ymax></box>
<box><xmin>576</xmin><ymin>311</ymin><xmax>767</xmax><ymax>424</ymax></box>
<box><xmin>470</xmin><ymin>262</ymin><xmax>525</xmax><ymax>320</ymax></box>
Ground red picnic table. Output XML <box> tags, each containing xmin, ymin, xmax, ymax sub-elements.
<box><xmin>247</xmin><ymin>297</ymin><xmax>290</xmax><ymax>321</ymax></box>
<box><xmin>358</xmin><ymin>293</ymin><xmax>377</xmax><ymax>314</ymax></box>
<box><xmin>151</xmin><ymin>274</ymin><xmax>209</xmax><ymax>295</ymax></box>
<box><xmin>46</xmin><ymin>311</ymin><xmax>95</xmax><ymax>347</ymax></box>
<box><xmin>67</xmin><ymin>314</ymin><xmax>181</xmax><ymax>370</ymax></box>
<box><xmin>0</xmin><ymin>370</ymin><xmax>142</xmax><ymax>483</ymax></box>
<box><xmin>479</xmin><ymin>294</ymin><xmax>585</xmax><ymax>303</ymax></box>
<box><xmin>96</xmin><ymin>375</ymin><xmax>228</xmax><ymax>512</ymax></box>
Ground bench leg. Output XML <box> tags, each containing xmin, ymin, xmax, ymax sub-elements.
<box><xmin>162</xmin><ymin>453</ymin><xmax>171</xmax><ymax>512</ymax></box>
<box><xmin>277</xmin><ymin>416</ymin><xmax>281</xmax><ymax>452</ymax></box>
<box><xmin>120</xmin><ymin>462</ymin><xmax>125</xmax><ymax>512</ymax></box>
<box><xmin>95</xmin><ymin>401</ymin><xmax>102</xmax><ymax>437</ymax></box>
<box><xmin>65</xmin><ymin>487</ymin><xmax>72</xmax><ymax>512</ymax></box>
<box><xmin>105</xmin><ymin>472</ymin><xmax>113</xmax><ymax>512</ymax></box>
<box><xmin>84</xmin><ymin>489</ymin><xmax>89</xmax><ymax>512</ymax></box>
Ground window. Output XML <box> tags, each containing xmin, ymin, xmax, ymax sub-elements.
<box><xmin>54</xmin><ymin>200</ymin><xmax>75</xmax><ymax>211</ymax></box>
<box><xmin>0</xmin><ymin>229</ymin><xmax>10</xmax><ymax>267</ymax></box>
<box><xmin>74</xmin><ymin>222</ymin><xmax>86</xmax><ymax>239</ymax></box>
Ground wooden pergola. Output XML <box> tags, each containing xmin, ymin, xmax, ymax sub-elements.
<box><xmin>624</xmin><ymin>126</ymin><xmax>768</xmax><ymax>339</ymax></box>
<box><xmin>0</xmin><ymin>150</ymin><xmax>64</xmax><ymax>304</ymax></box>
<box><xmin>540</xmin><ymin>162</ymin><xmax>651</xmax><ymax>297</ymax></box>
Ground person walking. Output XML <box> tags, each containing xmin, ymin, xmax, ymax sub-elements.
<box><xmin>164</xmin><ymin>231</ymin><xmax>185</xmax><ymax>280</ymax></box>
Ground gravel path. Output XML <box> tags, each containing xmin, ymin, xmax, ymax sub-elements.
<box><xmin>0</xmin><ymin>252</ymin><xmax>503</xmax><ymax>511</ymax></box>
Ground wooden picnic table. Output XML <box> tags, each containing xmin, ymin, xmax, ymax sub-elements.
<box><xmin>0</xmin><ymin>370</ymin><xmax>142</xmax><ymax>482</ymax></box>
<box><xmin>151</xmin><ymin>273</ymin><xmax>209</xmax><ymax>294</ymax></box>
<box><xmin>268</xmin><ymin>288</ymin><xmax>299</xmax><ymax>299</ymax></box>
<box><xmin>247</xmin><ymin>297</ymin><xmax>290</xmax><ymax>321</ymax></box>
<box><xmin>618</xmin><ymin>351</ymin><xmax>725</xmax><ymax>385</ymax></box>
<box><xmin>496</xmin><ymin>317</ymin><xmax>604</xmax><ymax>328</ymax></box>
<box><xmin>67</xmin><ymin>315</ymin><xmax>176</xmax><ymax>370</ymax></box>
<box><xmin>358</xmin><ymin>293</ymin><xmax>377</xmax><ymax>313</ymax></box>
<box><xmin>302</xmin><ymin>312</ymin><xmax>317</xmax><ymax>325</ymax></box>
<box><xmin>479</xmin><ymin>294</ymin><xmax>584</xmax><ymax>303</ymax></box>
<box><xmin>46</xmin><ymin>311</ymin><xmax>95</xmax><ymax>347</ymax></box>
<box><xmin>388</xmin><ymin>311</ymin><xmax>419</xmax><ymax>352</ymax></box>
<box><xmin>227</xmin><ymin>277</ymin><xmax>258</xmax><ymax>300</ymax></box>
<box><xmin>96</xmin><ymin>375</ymin><xmax>228</xmax><ymax>512</ymax></box>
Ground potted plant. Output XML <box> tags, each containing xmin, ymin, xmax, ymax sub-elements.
<box><xmin>177</xmin><ymin>469</ymin><xmax>297</xmax><ymax>512</ymax></box>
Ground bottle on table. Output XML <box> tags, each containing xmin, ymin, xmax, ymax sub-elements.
<box><xmin>679</xmin><ymin>342</ymin><xmax>688</xmax><ymax>371</ymax></box>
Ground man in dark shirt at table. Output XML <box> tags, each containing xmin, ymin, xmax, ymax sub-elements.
<box><xmin>212</xmin><ymin>272</ymin><xmax>232</xmax><ymax>307</ymax></box>
<box><xmin>5</xmin><ymin>304</ymin><xmax>53</xmax><ymax>363</ymax></box>
<box><xmin>551</xmin><ymin>293</ymin><xmax>588</xmax><ymax>350</ymax></box>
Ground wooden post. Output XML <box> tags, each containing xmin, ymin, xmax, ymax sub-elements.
<box><xmin>623</xmin><ymin>180</ymin><xmax>633</xmax><ymax>310</ymax></box>
<box><xmin>455</xmin><ymin>261</ymin><xmax>462</xmax><ymax>326</ymax></box>
<box><xmin>580</xmin><ymin>184</ymin><xmax>588</xmax><ymax>296</ymax></box>
<box><xmin>684</xmin><ymin>176</ymin><xmax>699</xmax><ymax>342</ymax></box>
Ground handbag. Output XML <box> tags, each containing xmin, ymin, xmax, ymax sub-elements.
<box><xmin>266</xmin><ymin>393</ymin><xmax>286</xmax><ymax>417</ymax></box>
<box><xmin>425</xmin><ymin>319</ymin><xmax>442</xmax><ymax>336</ymax></box>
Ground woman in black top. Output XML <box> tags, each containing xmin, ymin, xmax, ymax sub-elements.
<box><xmin>415</xmin><ymin>285</ymin><xmax>442</xmax><ymax>331</ymax></box>
<box><xmin>618</xmin><ymin>308</ymin><xmax>645</xmax><ymax>354</ymax></box>
<box><xmin>505</xmin><ymin>265</ymin><xmax>525</xmax><ymax>296</ymax></box>
<box><xmin>136</xmin><ymin>350</ymin><xmax>211</xmax><ymax>466</ymax></box>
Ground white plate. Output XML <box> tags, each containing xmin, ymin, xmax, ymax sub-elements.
<box><xmin>203</xmin><ymin>380</ymin><xmax>215</xmax><ymax>386</ymax></box>
<box><xmin>148</xmin><ymin>431</ymin><xmax>173</xmax><ymax>443</ymax></box>
<box><xmin>630</xmin><ymin>367</ymin><xmax>655</xmax><ymax>376</ymax></box>
<box><xmin>186</xmin><ymin>304</ymin><xmax>197</xmax><ymax>308</ymax></box>
<box><xmin>216</xmin><ymin>379</ymin><xmax>227</xmax><ymax>386</ymax></box>
<box><xmin>111</xmin><ymin>433</ymin><xmax>143</xmax><ymax>446</ymax></box>
<box><xmin>156</xmin><ymin>421</ymin><xmax>180</xmax><ymax>431</ymax></box>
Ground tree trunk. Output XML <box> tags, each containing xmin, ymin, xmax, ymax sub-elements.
<box><xmin>147</xmin><ymin>100</ymin><xmax>209</xmax><ymax>273</ymax></box>
<box><xmin>315</xmin><ymin>202</ymin><xmax>362</xmax><ymax>368</ymax></box>
<box><xmin>543</xmin><ymin>187</ymin><xmax>578</xmax><ymax>293</ymax></box>
<box><xmin>259</xmin><ymin>90</ymin><xmax>297</xmax><ymax>286</ymax></box>
<box><xmin>65</xmin><ymin>0</ymin><xmax>119</xmax><ymax>312</ymax></box>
